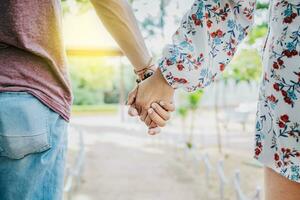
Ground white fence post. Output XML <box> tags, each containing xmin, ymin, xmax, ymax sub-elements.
<box><xmin>203</xmin><ymin>154</ymin><xmax>213</xmax><ymax>186</ymax></box>
<box><xmin>252</xmin><ymin>186</ymin><xmax>261</xmax><ymax>200</ymax></box>
<box><xmin>233</xmin><ymin>170</ymin><xmax>248</xmax><ymax>200</ymax></box>
<box><xmin>217</xmin><ymin>160</ymin><xmax>227</xmax><ymax>200</ymax></box>
<box><xmin>169</xmin><ymin>140</ymin><xmax>263</xmax><ymax>200</ymax></box>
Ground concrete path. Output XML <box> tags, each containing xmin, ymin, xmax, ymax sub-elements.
<box><xmin>68</xmin><ymin>113</ymin><xmax>262</xmax><ymax>200</ymax></box>
<box><xmin>71</xmin><ymin>130</ymin><xmax>203</xmax><ymax>200</ymax></box>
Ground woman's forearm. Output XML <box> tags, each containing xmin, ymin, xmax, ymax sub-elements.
<box><xmin>158</xmin><ymin>0</ymin><xmax>256</xmax><ymax>92</ymax></box>
<box><xmin>90</xmin><ymin>0</ymin><xmax>152</xmax><ymax>71</ymax></box>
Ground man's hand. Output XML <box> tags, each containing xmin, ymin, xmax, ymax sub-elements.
<box><xmin>127</xmin><ymin>69</ymin><xmax>175</xmax><ymax>134</ymax></box>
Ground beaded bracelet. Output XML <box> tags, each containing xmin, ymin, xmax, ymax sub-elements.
<box><xmin>134</xmin><ymin>57</ymin><xmax>155</xmax><ymax>83</ymax></box>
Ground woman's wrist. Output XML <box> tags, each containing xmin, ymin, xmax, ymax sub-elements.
<box><xmin>152</xmin><ymin>68</ymin><xmax>175</xmax><ymax>92</ymax></box>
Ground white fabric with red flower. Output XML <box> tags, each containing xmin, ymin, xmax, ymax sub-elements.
<box><xmin>158</xmin><ymin>0</ymin><xmax>300</xmax><ymax>182</ymax></box>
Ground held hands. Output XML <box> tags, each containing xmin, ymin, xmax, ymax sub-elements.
<box><xmin>127</xmin><ymin>69</ymin><xmax>175</xmax><ymax>135</ymax></box>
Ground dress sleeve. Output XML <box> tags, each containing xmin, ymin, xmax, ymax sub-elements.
<box><xmin>158</xmin><ymin>0</ymin><xmax>256</xmax><ymax>92</ymax></box>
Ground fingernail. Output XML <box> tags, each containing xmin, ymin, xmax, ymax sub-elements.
<box><xmin>148</xmin><ymin>130</ymin><xmax>155</xmax><ymax>135</ymax></box>
<box><xmin>132</xmin><ymin>109</ymin><xmax>138</xmax><ymax>116</ymax></box>
<box><xmin>151</xmin><ymin>103</ymin><xmax>157</xmax><ymax>108</ymax></box>
<box><xmin>148</xmin><ymin>108</ymin><xmax>153</xmax><ymax>114</ymax></box>
<box><xmin>154</xmin><ymin>127</ymin><xmax>161</xmax><ymax>134</ymax></box>
<box><xmin>160</xmin><ymin>101</ymin><xmax>165</xmax><ymax>106</ymax></box>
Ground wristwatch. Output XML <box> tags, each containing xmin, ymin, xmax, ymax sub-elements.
<box><xmin>136</xmin><ymin>69</ymin><xmax>155</xmax><ymax>83</ymax></box>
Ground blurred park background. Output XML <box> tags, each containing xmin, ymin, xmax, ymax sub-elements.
<box><xmin>62</xmin><ymin>0</ymin><xmax>269</xmax><ymax>199</ymax></box>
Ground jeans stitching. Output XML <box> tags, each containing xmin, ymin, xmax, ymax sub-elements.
<box><xmin>47</xmin><ymin>106</ymin><xmax>53</xmax><ymax>150</ymax></box>
<box><xmin>0</xmin><ymin>132</ymin><xmax>48</xmax><ymax>137</ymax></box>
<box><xmin>0</xmin><ymin>94</ymin><xmax>52</xmax><ymax>159</ymax></box>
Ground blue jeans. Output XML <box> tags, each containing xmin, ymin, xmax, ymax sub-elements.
<box><xmin>0</xmin><ymin>92</ymin><xmax>68</xmax><ymax>200</ymax></box>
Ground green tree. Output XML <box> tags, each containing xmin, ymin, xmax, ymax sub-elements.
<box><xmin>247</xmin><ymin>25</ymin><xmax>268</xmax><ymax>45</ymax></box>
<box><xmin>223</xmin><ymin>49</ymin><xmax>263</xmax><ymax>83</ymax></box>
<box><xmin>69</xmin><ymin>57</ymin><xmax>117</xmax><ymax>105</ymax></box>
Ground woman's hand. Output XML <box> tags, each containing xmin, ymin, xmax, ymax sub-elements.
<box><xmin>128</xmin><ymin>99</ymin><xmax>175</xmax><ymax>135</ymax></box>
<box><xmin>147</xmin><ymin>101</ymin><xmax>175</xmax><ymax>134</ymax></box>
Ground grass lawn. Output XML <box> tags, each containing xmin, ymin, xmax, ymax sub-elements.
<box><xmin>71</xmin><ymin>104</ymin><xmax>118</xmax><ymax>115</ymax></box>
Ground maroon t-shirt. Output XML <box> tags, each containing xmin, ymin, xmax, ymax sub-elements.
<box><xmin>0</xmin><ymin>0</ymin><xmax>72</xmax><ymax>121</ymax></box>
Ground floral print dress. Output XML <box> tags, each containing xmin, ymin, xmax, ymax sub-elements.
<box><xmin>158</xmin><ymin>0</ymin><xmax>300</xmax><ymax>182</ymax></box>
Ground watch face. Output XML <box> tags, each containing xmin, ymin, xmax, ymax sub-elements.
<box><xmin>144</xmin><ymin>70</ymin><xmax>154</xmax><ymax>79</ymax></box>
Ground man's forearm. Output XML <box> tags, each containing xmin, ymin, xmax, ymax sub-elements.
<box><xmin>90</xmin><ymin>0</ymin><xmax>152</xmax><ymax>70</ymax></box>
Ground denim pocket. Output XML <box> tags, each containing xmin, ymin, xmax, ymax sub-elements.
<box><xmin>0</xmin><ymin>92</ymin><xmax>51</xmax><ymax>159</ymax></box>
